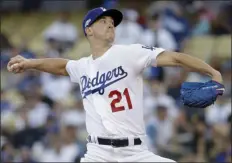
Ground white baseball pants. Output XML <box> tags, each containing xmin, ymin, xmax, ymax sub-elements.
<box><xmin>80</xmin><ymin>136</ymin><xmax>176</xmax><ymax>162</ymax></box>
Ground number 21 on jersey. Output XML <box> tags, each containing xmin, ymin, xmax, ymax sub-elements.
<box><xmin>108</xmin><ymin>88</ymin><xmax>133</xmax><ymax>112</ymax></box>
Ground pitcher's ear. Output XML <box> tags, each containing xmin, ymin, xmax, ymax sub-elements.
<box><xmin>86</xmin><ymin>27</ymin><xmax>93</xmax><ymax>36</ymax></box>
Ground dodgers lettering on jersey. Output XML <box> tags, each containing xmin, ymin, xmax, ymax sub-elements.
<box><xmin>80</xmin><ymin>66</ymin><xmax>128</xmax><ymax>98</ymax></box>
<box><xmin>66</xmin><ymin>44</ymin><xmax>165</xmax><ymax>137</ymax></box>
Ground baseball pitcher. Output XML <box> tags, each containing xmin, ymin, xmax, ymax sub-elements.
<box><xmin>7</xmin><ymin>7</ymin><xmax>225</xmax><ymax>162</ymax></box>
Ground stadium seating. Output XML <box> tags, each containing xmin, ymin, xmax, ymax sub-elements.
<box><xmin>183</xmin><ymin>35</ymin><xmax>231</xmax><ymax>61</ymax></box>
<box><xmin>1</xmin><ymin>13</ymin><xmax>231</xmax><ymax>60</ymax></box>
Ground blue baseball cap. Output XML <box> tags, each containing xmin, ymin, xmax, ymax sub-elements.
<box><xmin>82</xmin><ymin>7</ymin><xmax>123</xmax><ymax>36</ymax></box>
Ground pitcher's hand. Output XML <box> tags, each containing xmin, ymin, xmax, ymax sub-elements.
<box><xmin>7</xmin><ymin>55</ymin><xmax>30</xmax><ymax>73</ymax></box>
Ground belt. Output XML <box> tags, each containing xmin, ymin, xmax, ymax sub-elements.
<box><xmin>87</xmin><ymin>135</ymin><xmax>142</xmax><ymax>148</ymax></box>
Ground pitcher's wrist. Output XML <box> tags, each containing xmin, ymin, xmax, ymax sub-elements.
<box><xmin>211</xmin><ymin>70</ymin><xmax>223</xmax><ymax>84</ymax></box>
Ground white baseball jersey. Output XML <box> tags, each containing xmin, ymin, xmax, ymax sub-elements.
<box><xmin>66</xmin><ymin>44</ymin><xmax>165</xmax><ymax>137</ymax></box>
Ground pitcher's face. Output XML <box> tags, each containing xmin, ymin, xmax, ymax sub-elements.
<box><xmin>86</xmin><ymin>16</ymin><xmax>115</xmax><ymax>43</ymax></box>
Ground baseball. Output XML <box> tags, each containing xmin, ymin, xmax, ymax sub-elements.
<box><xmin>10</xmin><ymin>63</ymin><xmax>19</xmax><ymax>69</ymax></box>
<box><xmin>10</xmin><ymin>63</ymin><xmax>18</xmax><ymax>68</ymax></box>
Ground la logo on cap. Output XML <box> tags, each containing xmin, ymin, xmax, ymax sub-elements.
<box><xmin>85</xmin><ymin>19</ymin><xmax>91</xmax><ymax>27</ymax></box>
<box><xmin>101</xmin><ymin>7</ymin><xmax>106</xmax><ymax>11</ymax></box>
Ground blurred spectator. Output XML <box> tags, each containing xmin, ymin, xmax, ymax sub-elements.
<box><xmin>38</xmin><ymin>119</ymin><xmax>83</xmax><ymax>162</ymax></box>
<box><xmin>161</xmin><ymin>2</ymin><xmax>190</xmax><ymax>51</ymax></box>
<box><xmin>141</xmin><ymin>13</ymin><xmax>177</xmax><ymax>50</ymax></box>
<box><xmin>33</xmin><ymin>134</ymin><xmax>64</xmax><ymax>162</ymax></box>
<box><xmin>1</xmin><ymin>136</ymin><xmax>15</xmax><ymax>162</ymax></box>
<box><xmin>31</xmin><ymin>114</ymin><xmax>60</xmax><ymax>161</ymax></box>
<box><xmin>205</xmin><ymin>96</ymin><xmax>231</xmax><ymax>126</ymax></box>
<box><xmin>1</xmin><ymin>88</ymin><xmax>51</xmax><ymax>145</ymax></box>
<box><xmin>31</xmin><ymin>101</ymin><xmax>86</xmax><ymax>162</ymax></box>
<box><xmin>146</xmin><ymin>105</ymin><xmax>175</xmax><ymax>154</ymax></box>
<box><xmin>40</xmin><ymin>72</ymin><xmax>73</xmax><ymax>102</ymax></box>
<box><xmin>190</xmin><ymin>5</ymin><xmax>211</xmax><ymax>36</ymax></box>
<box><xmin>146</xmin><ymin>1</ymin><xmax>170</xmax><ymax>17</ymax></box>
<box><xmin>17</xmin><ymin>70</ymin><xmax>41</xmax><ymax>93</ymax></box>
<box><xmin>114</xmin><ymin>9</ymin><xmax>143</xmax><ymax>44</ymax></box>
<box><xmin>208</xmin><ymin>124</ymin><xmax>231</xmax><ymax>162</ymax></box>
<box><xmin>1</xmin><ymin>89</ymin><xmax>14</xmax><ymax>113</ymax></box>
<box><xmin>43</xmin><ymin>39</ymin><xmax>61</xmax><ymax>57</ymax></box>
<box><xmin>61</xmin><ymin>108</ymin><xmax>85</xmax><ymax>132</ymax></box>
<box><xmin>1</xmin><ymin>32</ymin><xmax>14</xmax><ymax>69</ymax></box>
<box><xmin>11</xmin><ymin>106</ymin><xmax>47</xmax><ymax>148</ymax></box>
<box><xmin>43</xmin><ymin>12</ymin><xmax>78</xmax><ymax>56</ymax></box>
<box><xmin>15</xmin><ymin>146</ymin><xmax>37</xmax><ymax>162</ymax></box>
<box><xmin>18</xmin><ymin>39</ymin><xmax>36</xmax><ymax>59</ymax></box>
<box><xmin>173</xmin><ymin>110</ymin><xmax>194</xmax><ymax>150</ymax></box>
<box><xmin>190</xmin><ymin>115</ymin><xmax>208</xmax><ymax>162</ymax></box>
<box><xmin>220</xmin><ymin>60</ymin><xmax>231</xmax><ymax>97</ymax></box>
<box><xmin>144</xmin><ymin>80</ymin><xmax>179</xmax><ymax>121</ymax></box>
<box><xmin>24</xmin><ymin>90</ymin><xmax>51</xmax><ymax>128</ymax></box>
<box><xmin>62</xmin><ymin>101</ymin><xmax>87</xmax><ymax>141</ymax></box>
<box><xmin>210</xmin><ymin>3</ymin><xmax>231</xmax><ymax>35</ymax></box>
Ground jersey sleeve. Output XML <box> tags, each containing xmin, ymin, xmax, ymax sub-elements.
<box><xmin>65</xmin><ymin>60</ymin><xmax>81</xmax><ymax>83</ymax></box>
<box><xmin>129</xmin><ymin>44</ymin><xmax>165</xmax><ymax>71</ymax></box>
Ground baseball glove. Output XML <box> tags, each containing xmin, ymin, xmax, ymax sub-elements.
<box><xmin>180</xmin><ymin>80</ymin><xmax>225</xmax><ymax>108</ymax></box>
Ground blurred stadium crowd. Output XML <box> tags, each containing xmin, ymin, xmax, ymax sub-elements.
<box><xmin>1</xmin><ymin>0</ymin><xmax>231</xmax><ymax>162</ymax></box>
